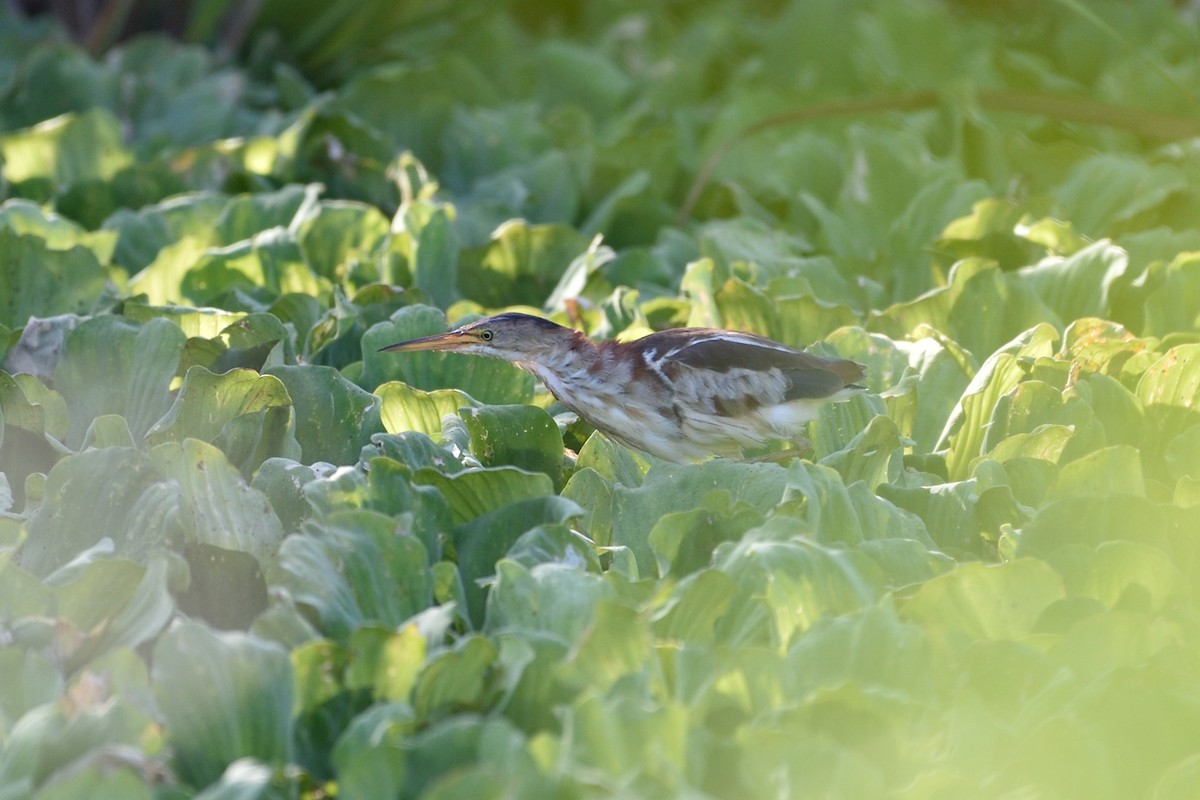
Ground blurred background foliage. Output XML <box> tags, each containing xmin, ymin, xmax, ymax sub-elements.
<box><xmin>5</xmin><ymin>1</ymin><xmax>1200</xmax><ymax>798</ymax></box>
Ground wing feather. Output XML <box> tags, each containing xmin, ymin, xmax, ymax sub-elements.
<box><xmin>639</xmin><ymin>330</ymin><xmax>864</xmax><ymax>405</ymax></box>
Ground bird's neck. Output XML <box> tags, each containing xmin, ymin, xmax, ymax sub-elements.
<box><xmin>516</xmin><ymin>332</ymin><xmax>617</xmax><ymax>404</ymax></box>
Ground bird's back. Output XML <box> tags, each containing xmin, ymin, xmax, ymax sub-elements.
<box><xmin>592</xmin><ymin>328</ymin><xmax>865</xmax><ymax>460</ymax></box>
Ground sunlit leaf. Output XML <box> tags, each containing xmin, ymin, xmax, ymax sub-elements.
<box><xmin>0</xmin><ymin>108</ymin><xmax>132</xmax><ymax>187</ymax></box>
<box><xmin>902</xmin><ymin>558</ymin><xmax>1064</xmax><ymax>640</ymax></box>
<box><xmin>940</xmin><ymin>324</ymin><xmax>1059</xmax><ymax>480</ymax></box>
<box><xmin>145</xmin><ymin>367</ymin><xmax>299</xmax><ymax>472</ymax></box>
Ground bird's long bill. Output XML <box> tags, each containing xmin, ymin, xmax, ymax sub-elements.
<box><xmin>377</xmin><ymin>331</ymin><xmax>474</xmax><ymax>353</ymax></box>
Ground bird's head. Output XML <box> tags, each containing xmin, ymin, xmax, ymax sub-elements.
<box><xmin>378</xmin><ymin>312</ymin><xmax>577</xmax><ymax>365</ymax></box>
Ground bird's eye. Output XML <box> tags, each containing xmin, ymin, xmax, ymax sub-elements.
<box><xmin>480</xmin><ymin>329</ymin><xmax>494</xmax><ymax>341</ymax></box>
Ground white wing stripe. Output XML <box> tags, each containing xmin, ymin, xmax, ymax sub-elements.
<box><xmin>676</xmin><ymin>332</ymin><xmax>797</xmax><ymax>355</ymax></box>
<box><xmin>642</xmin><ymin>347</ymin><xmax>670</xmax><ymax>382</ymax></box>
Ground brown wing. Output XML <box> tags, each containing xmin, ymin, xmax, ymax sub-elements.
<box><xmin>642</xmin><ymin>329</ymin><xmax>865</xmax><ymax>402</ymax></box>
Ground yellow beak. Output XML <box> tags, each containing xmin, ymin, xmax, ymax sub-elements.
<box><xmin>377</xmin><ymin>331</ymin><xmax>478</xmax><ymax>353</ymax></box>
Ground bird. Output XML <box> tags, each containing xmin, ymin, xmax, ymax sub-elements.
<box><xmin>379</xmin><ymin>312</ymin><xmax>866</xmax><ymax>463</ymax></box>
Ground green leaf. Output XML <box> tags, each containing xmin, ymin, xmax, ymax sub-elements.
<box><xmin>376</xmin><ymin>382</ymin><xmax>477</xmax><ymax>439</ymax></box>
<box><xmin>1059</xmin><ymin>318</ymin><xmax>1151</xmax><ymax>375</ymax></box>
<box><xmin>178</xmin><ymin>311</ymin><xmax>293</xmax><ymax>374</ymax></box>
<box><xmin>653</xmin><ymin>569</ymin><xmax>738</xmax><ymax>645</ymax></box>
<box><xmin>785</xmin><ymin>603</ymin><xmax>936</xmax><ymax>704</ymax></box>
<box><xmin>1055</xmin><ymin>153</ymin><xmax>1187</xmax><ymax>236</ymax></box>
<box><xmin>364</xmin><ymin>431</ymin><xmax>464</xmax><ymax>475</ymax></box>
<box><xmin>249</xmin><ymin>457</ymin><xmax>317</xmax><ymax>532</ymax></box>
<box><xmin>413</xmin><ymin>635</ymin><xmax>497</xmax><ymax>719</ymax></box>
<box><xmin>51</xmin><ymin>555</ymin><xmax>175</xmax><ymax>671</ymax></box>
<box><xmin>80</xmin><ymin>414</ymin><xmax>136</xmax><ymax>450</ymax></box>
<box><xmin>178</xmin><ymin>543</ymin><xmax>269</xmax><ymax>631</ymax></box>
<box><xmin>265</xmin><ymin>364</ymin><xmax>382</xmax><ymax>465</ymax></box>
<box><xmin>353</xmin><ymin>456</ymin><xmax>455</xmax><ymax>555</ymax></box>
<box><xmin>0</xmin><ymin>649</ymin><xmax>61</xmax><ymax>729</ymax></box>
<box><xmin>0</xmin><ymin>370</ymin><xmax>66</xmax><ymax>441</ymax></box>
<box><xmin>1075</xmin><ymin>371</ymin><xmax>1146</xmax><ymax>451</ymax></box>
<box><xmin>1137</xmin><ymin>344</ymin><xmax>1200</xmax><ymax>419</ymax></box>
<box><xmin>21</xmin><ymin>447</ymin><xmax>161</xmax><ymax>576</ymax></box>
<box><xmin>611</xmin><ymin>461</ymin><xmax>788</xmax><ymax>578</ymax></box>
<box><xmin>274</xmin><ymin>510</ymin><xmax>432</xmax><ymax>639</ymax></box>
<box><xmin>871</xmin><ymin>260</ymin><xmax>1053</xmax><ymax>361</ymax></box>
<box><xmin>408</xmin><ymin>204</ymin><xmax>459</xmax><ymax>308</ymax></box>
<box><xmin>486</xmin><ymin>559</ymin><xmax>613</xmax><ymax>642</ymax></box>
<box><xmin>1044</xmin><ymin>444</ymin><xmax>1144</xmax><ymax>502</ymax></box>
<box><xmin>124</xmin><ymin>302</ymin><xmax>246</xmax><ymax>340</ymax></box>
<box><xmin>294</xmin><ymin>200</ymin><xmax>391</xmax><ymax>282</ymax></box>
<box><xmin>1165</xmin><ymin>424</ymin><xmax>1200</xmax><ymax>480</ymax></box>
<box><xmin>902</xmin><ymin>558</ymin><xmax>1065</xmax><ymax>639</ymax></box>
<box><xmin>453</xmin><ymin>496</ymin><xmax>583</xmax><ymax>625</ymax></box>
<box><xmin>880</xmin><ymin>478</ymin><xmax>988</xmax><ymax>556</ymax></box>
<box><xmin>558</xmin><ymin>600</ymin><xmax>650</xmax><ymax>691</ymax></box>
<box><xmin>54</xmin><ymin>317</ymin><xmax>185</xmax><ymax>447</ymax></box>
<box><xmin>1016</xmin><ymin>494</ymin><xmax>1170</xmax><ymax>557</ymax></box>
<box><xmin>0</xmin><ymin>108</ymin><xmax>132</xmax><ymax>187</ymax></box>
<box><xmin>346</xmin><ymin>624</ymin><xmax>426</xmax><ymax>702</ymax></box>
<box><xmin>714</xmin><ymin>530</ymin><xmax>885</xmax><ymax>645</ymax></box>
<box><xmin>152</xmin><ymin>622</ymin><xmax>294</xmax><ymax>787</ymax></box>
<box><xmin>775</xmin><ymin>293</ymin><xmax>862</xmax><ymax>351</ymax></box>
<box><xmin>1132</xmin><ymin>345</ymin><xmax>1200</xmax><ymax>473</ymax></box>
<box><xmin>816</xmin><ymin>413</ymin><xmax>903</xmax><ymax>489</ymax></box>
<box><xmin>459</xmin><ymin>404</ymin><xmax>562</xmax><ymax>486</ymax></box>
<box><xmin>146</xmin><ymin>439</ymin><xmax>284</xmax><ymax>565</ymax></box>
<box><xmin>1143</xmin><ymin>252</ymin><xmax>1200</xmax><ymax>337</ymax></box>
<box><xmin>28</xmin><ymin>765</ymin><xmax>153</xmax><ymax>800</ymax></box>
<box><xmin>679</xmin><ymin>257</ymin><xmax>721</xmax><ymax>327</ymax></box>
<box><xmin>1154</xmin><ymin>754</ymin><xmax>1200</xmax><ymax>800</ymax></box>
<box><xmin>458</xmin><ymin>221</ymin><xmax>589</xmax><ymax>308</ymax></box>
<box><xmin>980</xmin><ymin>378</ymin><xmax>1101</xmax><ymax>460</ymax></box>
<box><xmin>191</xmin><ymin>227</ymin><xmax>326</xmax><ymax>305</ymax></box>
<box><xmin>145</xmin><ymin>367</ymin><xmax>300</xmax><ymax>472</ymax></box>
<box><xmin>782</xmin><ymin>461</ymin><xmax>934</xmax><ymax>547</ymax></box>
<box><xmin>0</xmin><ymin>230</ymin><xmax>108</xmax><ymax>329</ymax></box>
<box><xmin>127</xmin><ymin>236</ymin><xmax>212</xmax><ymax>305</ymax></box>
<box><xmin>647</xmin><ymin>501</ymin><xmax>764</xmax><ymax>578</ymax></box>
<box><xmin>695</xmin><ymin>217</ymin><xmax>813</xmax><ymax>285</ymax></box>
<box><xmin>213</xmin><ymin>184</ymin><xmax>319</xmax><ymax>246</ymax></box>
<box><xmin>574</xmin><ymin>430</ymin><xmax>645</xmax><ymax>487</ymax></box>
<box><xmin>534</xmin><ymin>40</ymin><xmax>633</xmax><ymax>120</ymax></box>
<box><xmin>559</xmin><ymin>467</ymin><xmax>615</xmax><ymax>547</ymax></box>
<box><xmin>734</xmin><ymin>723</ymin><xmax>886</xmax><ymax>800</ymax></box>
<box><xmin>400</xmin><ymin>716</ymin><xmax>539</xmax><ymax>799</ymax></box>
<box><xmin>1017</xmin><ymin>240</ymin><xmax>1128</xmax><ymax>323</ymax></box>
<box><xmin>940</xmin><ymin>323</ymin><xmax>1059</xmax><ymax>481</ymax></box>
<box><xmin>330</xmin><ymin>703</ymin><xmax>414</xmax><ymax>800</ymax></box>
<box><xmin>1049</xmin><ymin>540</ymin><xmax>1182</xmax><ymax>611</ymax></box>
<box><xmin>842</xmin><ymin>326</ymin><xmax>972</xmax><ymax>454</ymax></box>
<box><xmin>104</xmin><ymin>191</ymin><xmax>226</xmax><ymax>273</ymax></box>
<box><xmin>415</xmin><ymin>466</ymin><xmax>555</xmax><ymax>526</ymax></box>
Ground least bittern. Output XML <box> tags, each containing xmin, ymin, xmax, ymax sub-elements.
<box><xmin>379</xmin><ymin>313</ymin><xmax>865</xmax><ymax>462</ymax></box>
